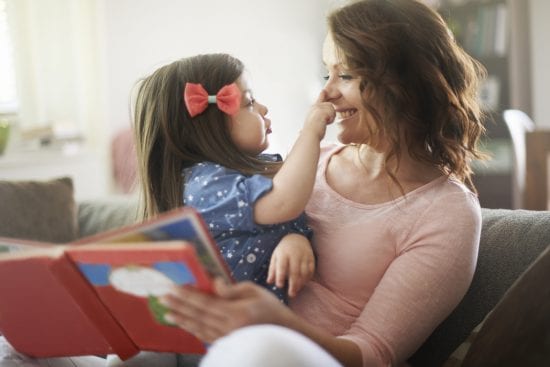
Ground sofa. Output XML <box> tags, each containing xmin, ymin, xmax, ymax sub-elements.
<box><xmin>0</xmin><ymin>177</ymin><xmax>549</xmax><ymax>366</ymax></box>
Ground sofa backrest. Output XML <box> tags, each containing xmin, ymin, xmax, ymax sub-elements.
<box><xmin>77</xmin><ymin>197</ymin><xmax>139</xmax><ymax>239</ymax></box>
<box><xmin>410</xmin><ymin>208</ymin><xmax>550</xmax><ymax>366</ymax></box>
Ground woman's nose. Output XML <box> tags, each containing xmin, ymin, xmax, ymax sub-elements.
<box><xmin>322</xmin><ymin>79</ymin><xmax>340</xmax><ymax>101</ymax></box>
<box><xmin>259</xmin><ymin>103</ymin><xmax>268</xmax><ymax>116</ymax></box>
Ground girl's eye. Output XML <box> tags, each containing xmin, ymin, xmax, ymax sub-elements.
<box><xmin>247</xmin><ymin>98</ymin><xmax>255</xmax><ymax>107</ymax></box>
<box><xmin>322</xmin><ymin>75</ymin><xmax>330</xmax><ymax>81</ymax></box>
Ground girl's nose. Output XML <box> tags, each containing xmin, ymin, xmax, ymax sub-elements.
<box><xmin>259</xmin><ymin>103</ymin><xmax>268</xmax><ymax>116</ymax></box>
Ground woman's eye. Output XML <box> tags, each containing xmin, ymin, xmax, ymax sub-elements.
<box><xmin>247</xmin><ymin>98</ymin><xmax>255</xmax><ymax>107</ymax></box>
<box><xmin>322</xmin><ymin>74</ymin><xmax>354</xmax><ymax>82</ymax></box>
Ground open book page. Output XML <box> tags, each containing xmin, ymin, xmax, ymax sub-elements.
<box><xmin>0</xmin><ymin>237</ymin><xmax>56</xmax><ymax>253</ymax></box>
<box><xmin>0</xmin><ymin>336</ymin><xmax>106</xmax><ymax>367</ymax></box>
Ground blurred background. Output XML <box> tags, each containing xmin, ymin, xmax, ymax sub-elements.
<box><xmin>0</xmin><ymin>0</ymin><xmax>548</xmax><ymax>210</ymax></box>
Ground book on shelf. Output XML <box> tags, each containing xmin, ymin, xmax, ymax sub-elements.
<box><xmin>0</xmin><ymin>207</ymin><xmax>231</xmax><ymax>360</ymax></box>
<box><xmin>493</xmin><ymin>3</ymin><xmax>508</xmax><ymax>56</ymax></box>
<box><xmin>444</xmin><ymin>1</ymin><xmax>508</xmax><ymax>58</ymax></box>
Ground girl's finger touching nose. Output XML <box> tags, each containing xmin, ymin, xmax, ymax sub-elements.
<box><xmin>317</xmin><ymin>90</ymin><xmax>328</xmax><ymax>103</ymax></box>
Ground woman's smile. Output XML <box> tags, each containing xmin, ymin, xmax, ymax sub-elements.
<box><xmin>336</xmin><ymin>108</ymin><xmax>358</xmax><ymax>121</ymax></box>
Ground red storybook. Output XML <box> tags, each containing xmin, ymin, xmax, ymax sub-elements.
<box><xmin>0</xmin><ymin>207</ymin><xmax>231</xmax><ymax>360</ymax></box>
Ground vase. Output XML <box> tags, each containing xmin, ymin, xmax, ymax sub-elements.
<box><xmin>0</xmin><ymin>120</ymin><xmax>10</xmax><ymax>155</ymax></box>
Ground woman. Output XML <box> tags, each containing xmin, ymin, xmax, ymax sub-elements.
<box><xmin>159</xmin><ymin>1</ymin><xmax>486</xmax><ymax>366</ymax></box>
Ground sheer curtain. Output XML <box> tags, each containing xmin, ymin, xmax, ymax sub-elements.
<box><xmin>5</xmin><ymin>0</ymin><xmax>104</xmax><ymax>146</ymax></box>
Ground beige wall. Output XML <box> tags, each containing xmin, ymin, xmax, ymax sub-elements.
<box><xmin>101</xmin><ymin>0</ymin><xmax>332</xmax><ymax>154</ymax></box>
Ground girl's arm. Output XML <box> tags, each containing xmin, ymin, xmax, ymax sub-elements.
<box><xmin>161</xmin><ymin>279</ymin><xmax>363</xmax><ymax>367</ymax></box>
<box><xmin>267</xmin><ymin>232</ymin><xmax>315</xmax><ymax>297</ymax></box>
<box><xmin>253</xmin><ymin>92</ymin><xmax>335</xmax><ymax>225</ymax></box>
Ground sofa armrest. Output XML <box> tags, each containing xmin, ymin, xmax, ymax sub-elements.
<box><xmin>409</xmin><ymin>208</ymin><xmax>550</xmax><ymax>366</ymax></box>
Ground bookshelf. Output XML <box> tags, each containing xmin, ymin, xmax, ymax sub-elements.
<box><xmin>437</xmin><ymin>0</ymin><xmax>530</xmax><ymax>209</ymax></box>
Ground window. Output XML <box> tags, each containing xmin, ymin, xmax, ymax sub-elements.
<box><xmin>0</xmin><ymin>0</ymin><xmax>102</xmax><ymax>148</ymax></box>
<box><xmin>0</xmin><ymin>0</ymin><xmax>17</xmax><ymax>113</ymax></box>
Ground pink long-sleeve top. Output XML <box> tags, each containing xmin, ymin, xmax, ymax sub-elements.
<box><xmin>289</xmin><ymin>144</ymin><xmax>481</xmax><ymax>367</ymax></box>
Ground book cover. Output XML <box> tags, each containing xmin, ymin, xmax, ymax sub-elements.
<box><xmin>0</xmin><ymin>207</ymin><xmax>231</xmax><ymax>360</ymax></box>
<box><xmin>0</xmin><ymin>246</ymin><xmax>139</xmax><ymax>359</ymax></box>
<box><xmin>66</xmin><ymin>242</ymin><xmax>211</xmax><ymax>354</ymax></box>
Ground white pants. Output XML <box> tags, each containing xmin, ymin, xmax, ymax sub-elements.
<box><xmin>106</xmin><ymin>325</ymin><xmax>343</xmax><ymax>367</ymax></box>
<box><xmin>201</xmin><ymin>325</ymin><xmax>343</xmax><ymax>367</ymax></box>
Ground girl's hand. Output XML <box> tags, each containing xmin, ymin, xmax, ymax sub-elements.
<box><xmin>303</xmin><ymin>90</ymin><xmax>336</xmax><ymax>141</ymax></box>
<box><xmin>160</xmin><ymin>279</ymin><xmax>292</xmax><ymax>343</ymax></box>
<box><xmin>267</xmin><ymin>233</ymin><xmax>315</xmax><ymax>298</ymax></box>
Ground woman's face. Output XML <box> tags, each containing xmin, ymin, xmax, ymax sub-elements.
<box><xmin>227</xmin><ymin>73</ymin><xmax>272</xmax><ymax>156</ymax></box>
<box><xmin>322</xmin><ymin>34</ymin><xmax>374</xmax><ymax>146</ymax></box>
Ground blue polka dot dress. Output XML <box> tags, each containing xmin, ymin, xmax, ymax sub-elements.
<box><xmin>183</xmin><ymin>155</ymin><xmax>312</xmax><ymax>303</ymax></box>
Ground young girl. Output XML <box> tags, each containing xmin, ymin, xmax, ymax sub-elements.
<box><xmin>133</xmin><ymin>53</ymin><xmax>334</xmax><ymax>302</ymax></box>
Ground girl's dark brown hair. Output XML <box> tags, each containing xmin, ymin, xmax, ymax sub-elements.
<box><xmin>133</xmin><ymin>53</ymin><xmax>281</xmax><ymax>219</ymax></box>
<box><xmin>328</xmin><ymin>0</ymin><xmax>487</xmax><ymax>192</ymax></box>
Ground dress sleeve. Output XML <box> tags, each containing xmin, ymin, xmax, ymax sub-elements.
<box><xmin>186</xmin><ymin>161</ymin><xmax>313</xmax><ymax>239</ymax></box>
<box><xmin>185</xmin><ymin>164</ymin><xmax>274</xmax><ymax>234</ymax></box>
<box><xmin>339</xmin><ymin>192</ymin><xmax>482</xmax><ymax>366</ymax></box>
<box><xmin>212</xmin><ymin>173</ymin><xmax>312</xmax><ymax>239</ymax></box>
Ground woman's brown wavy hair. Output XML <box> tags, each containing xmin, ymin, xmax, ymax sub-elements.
<box><xmin>133</xmin><ymin>54</ymin><xmax>281</xmax><ymax>219</ymax></box>
<box><xmin>328</xmin><ymin>0</ymin><xmax>487</xmax><ymax>192</ymax></box>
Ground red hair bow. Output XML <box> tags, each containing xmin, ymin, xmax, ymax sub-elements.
<box><xmin>183</xmin><ymin>82</ymin><xmax>241</xmax><ymax>117</ymax></box>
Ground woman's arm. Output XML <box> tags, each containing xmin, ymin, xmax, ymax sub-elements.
<box><xmin>253</xmin><ymin>92</ymin><xmax>335</xmax><ymax>225</ymax></box>
<box><xmin>161</xmin><ymin>280</ymin><xmax>363</xmax><ymax>367</ymax></box>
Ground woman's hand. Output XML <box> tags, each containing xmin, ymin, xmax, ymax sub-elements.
<box><xmin>161</xmin><ymin>279</ymin><xmax>363</xmax><ymax>367</ymax></box>
<box><xmin>267</xmin><ymin>233</ymin><xmax>315</xmax><ymax>297</ymax></box>
<box><xmin>160</xmin><ymin>279</ymin><xmax>293</xmax><ymax>343</ymax></box>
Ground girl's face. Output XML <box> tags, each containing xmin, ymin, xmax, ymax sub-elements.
<box><xmin>322</xmin><ymin>34</ymin><xmax>375</xmax><ymax>146</ymax></box>
<box><xmin>227</xmin><ymin>74</ymin><xmax>272</xmax><ymax>156</ymax></box>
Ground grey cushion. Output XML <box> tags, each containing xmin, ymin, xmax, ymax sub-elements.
<box><xmin>0</xmin><ymin>177</ymin><xmax>77</xmax><ymax>243</ymax></box>
<box><xmin>410</xmin><ymin>208</ymin><xmax>550</xmax><ymax>366</ymax></box>
<box><xmin>461</xmin><ymin>245</ymin><xmax>550</xmax><ymax>366</ymax></box>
